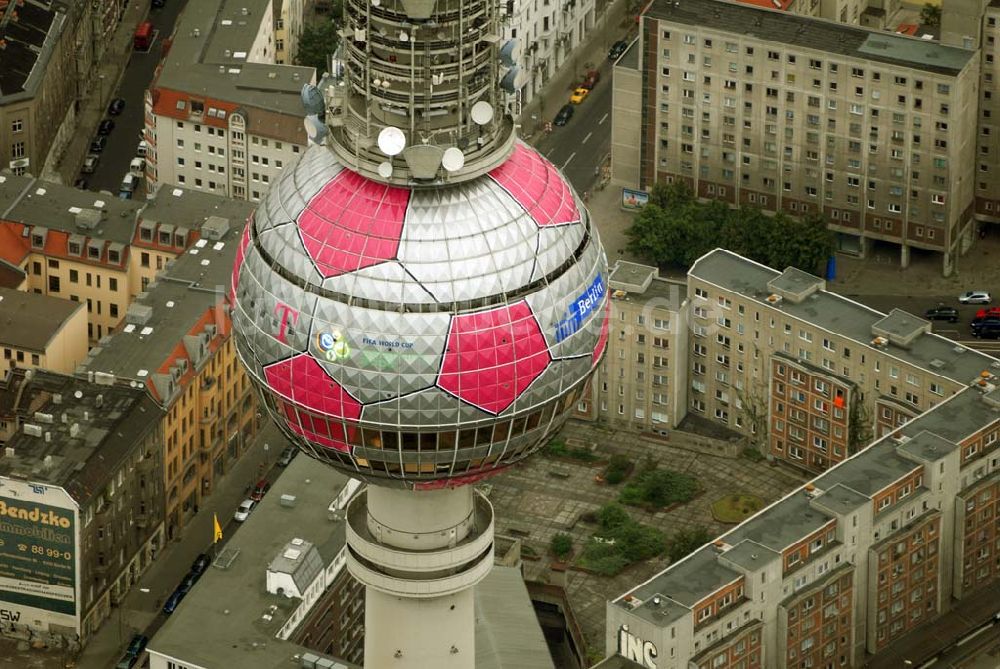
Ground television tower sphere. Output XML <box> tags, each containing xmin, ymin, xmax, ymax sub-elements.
<box><xmin>230</xmin><ymin>141</ymin><xmax>609</xmax><ymax>489</ymax></box>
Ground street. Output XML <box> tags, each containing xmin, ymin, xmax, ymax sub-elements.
<box><xmin>532</xmin><ymin>57</ymin><xmax>614</xmax><ymax>197</ymax></box>
<box><xmin>76</xmin><ymin>421</ymin><xmax>289</xmax><ymax>669</ymax></box>
<box><xmin>79</xmin><ymin>0</ymin><xmax>189</xmax><ymax>194</ymax></box>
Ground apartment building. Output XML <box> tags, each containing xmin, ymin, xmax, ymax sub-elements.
<box><xmin>0</xmin><ymin>287</ymin><xmax>87</xmax><ymax>374</ymax></box>
<box><xmin>614</xmin><ymin>0</ymin><xmax>981</xmax><ymax>274</ymax></box>
<box><xmin>81</xmin><ymin>203</ymin><xmax>259</xmax><ymax>541</ymax></box>
<box><xmin>573</xmin><ymin>262</ymin><xmax>689</xmax><ymax>433</ymax></box>
<box><xmin>0</xmin><ymin>176</ymin><xmax>247</xmax><ymax>342</ymax></box>
<box><xmin>0</xmin><ymin>369</ymin><xmax>165</xmax><ymax>645</ymax></box>
<box><xmin>502</xmin><ymin>0</ymin><xmax>597</xmax><ymax>106</ymax></box>
<box><xmin>605</xmin><ymin>374</ymin><xmax>1000</xmax><ymax>667</ymax></box>
<box><xmin>144</xmin><ymin>0</ymin><xmax>315</xmax><ymax>202</ymax></box>
<box><xmin>0</xmin><ymin>0</ymin><xmax>76</xmax><ymax>176</ymax></box>
<box><xmin>974</xmin><ymin>5</ymin><xmax>1000</xmax><ymax>223</ymax></box>
<box><xmin>685</xmin><ymin>249</ymin><xmax>989</xmax><ymax>475</ymax></box>
<box><xmin>273</xmin><ymin>0</ymin><xmax>306</xmax><ymax>65</ymax></box>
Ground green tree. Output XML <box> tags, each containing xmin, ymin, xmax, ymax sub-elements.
<box><xmin>667</xmin><ymin>526</ymin><xmax>712</xmax><ymax>563</ymax></box>
<box><xmin>920</xmin><ymin>2</ymin><xmax>942</xmax><ymax>26</ymax></box>
<box><xmin>620</xmin><ymin>468</ymin><xmax>700</xmax><ymax>509</ymax></box>
<box><xmin>295</xmin><ymin>16</ymin><xmax>343</xmax><ymax>73</ymax></box>
<box><xmin>615</xmin><ymin>522</ymin><xmax>667</xmax><ymax>562</ymax></box>
<box><xmin>597</xmin><ymin>503</ymin><xmax>631</xmax><ymax>532</ymax></box>
<box><xmin>550</xmin><ymin>533</ymin><xmax>573</xmax><ymax>559</ymax></box>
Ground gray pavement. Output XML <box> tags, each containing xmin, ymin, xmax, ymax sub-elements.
<box><xmin>487</xmin><ymin>419</ymin><xmax>808</xmax><ymax>655</ymax></box>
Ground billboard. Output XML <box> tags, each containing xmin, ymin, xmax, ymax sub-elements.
<box><xmin>621</xmin><ymin>188</ymin><xmax>649</xmax><ymax>211</ymax></box>
<box><xmin>0</xmin><ymin>481</ymin><xmax>77</xmax><ymax>625</ymax></box>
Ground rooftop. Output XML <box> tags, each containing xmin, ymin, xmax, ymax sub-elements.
<box><xmin>899</xmin><ymin>382</ymin><xmax>1000</xmax><ymax>444</ymax></box>
<box><xmin>688</xmin><ymin>249</ymin><xmax>997</xmax><ymax>387</ymax></box>
<box><xmin>0</xmin><ymin>0</ymin><xmax>66</xmax><ymax>101</ymax></box>
<box><xmin>148</xmin><ymin>455</ymin><xmax>353</xmax><ymax>669</ymax></box>
<box><xmin>0</xmin><ymin>287</ymin><xmax>83</xmax><ymax>352</ymax></box>
<box><xmin>0</xmin><ymin>369</ymin><xmax>162</xmax><ymax>504</ymax></box>
<box><xmin>0</xmin><ymin>174</ymin><xmax>142</xmax><ymax>246</ymax></box>
<box><xmin>616</xmin><ymin>37</ymin><xmax>641</xmax><ymax>70</ymax></box>
<box><xmin>152</xmin><ymin>0</ymin><xmax>314</xmax><ymax>122</ymax></box>
<box><xmin>645</xmin><ymin>0</ymin><xmax>975</xmax><ymax>76</ymax></box>
<box><xmin>150</xmin><ymin>456</ymin><xmax>555</xmax><ymax>669</ymax></box>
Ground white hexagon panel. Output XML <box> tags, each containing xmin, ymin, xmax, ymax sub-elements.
<box><xmin>231</xmin><ymin>141</ymin><xmax>609</xmax><ymax>489</ymax></box>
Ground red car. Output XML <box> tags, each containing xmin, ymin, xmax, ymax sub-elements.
<box><xmin>975</xmin><ymin>307</ymin><xmax>1000</xmax><ymax>319</ymax></box>
<box><xmin>250</xmin><ymin>479</ymin><xmax>271</xmax><ymax>502</ymax></box>
<box><xmin>582</xmin><ymin>69</ymin><xmax>600</xmax><ymax>90</ymax></box>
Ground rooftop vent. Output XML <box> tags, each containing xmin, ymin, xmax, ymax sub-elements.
<box><xmin>279</xmin><ymin>494</ymin><xmax>297</xmax><ymax>508</ymax></box>
<box><xmin>766</xmin><ymin>293</ymin><xmax>782</xmax><ymax>304</ymax></box>
<box><xmin>33</xmin><ymin>412</ymin><xmax>54</xmax><ymax>424</ymax></box>
<box><xmin>871</xmin><ymin>336</ymin><xmax>888</xmax><ymax>348</ymax></box>
<box><xmin>23</xmin><ymin>424</ymin><xmax>42</xmax><ymax>438</ymax></box>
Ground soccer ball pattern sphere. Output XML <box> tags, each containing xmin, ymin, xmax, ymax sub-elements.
<box><xmin>231</xmin><ymin>142</ymin><xmax>608</xmax><ymax>488</ymax></box>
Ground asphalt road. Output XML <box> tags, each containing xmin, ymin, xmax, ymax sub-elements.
<box><xmin>532</xmin><ymin>59</ymin><xmax>614</xmax><ymax>196</ymax></box>
<box><xmin>82</xmin><ymin>0</ymin><xmax>190</xmax><ymax>194</ymax></box>
<box><xmin>841</xmin><ymin>293</ymin><xmax>1000</xmax><ymax>351</ymax></box>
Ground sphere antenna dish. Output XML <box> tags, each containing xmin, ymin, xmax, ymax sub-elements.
<box><xmin>377</xmin><ymin>127</ymin><xmax>407</xmax><ymax>156</ymax></box>
<box><xmin>470</xmin><ymin>101</ymin><xmax>494</xmax><ymax>125</ymax></box>
<box><xmin>441</xmin><ymin>147</ymin><xmax>465</xmax><ymax>172</ymax></box>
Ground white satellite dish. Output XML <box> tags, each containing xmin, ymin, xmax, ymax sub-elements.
<box><xmin>400</xmin><ymin>31</ymin><xmax>409</xmax><ymax>42</ymax></box>
<box><xmin>377</xmin><ymin>161</ymin><xmax>393</xmax><ymax>178</ymax></box>
<box><xmin>470</xmin><ymin>101</ymin><xmax>494</xmax><ymax>125</ymax></box>
<box><xmin>442</xmin><ymin>147</ymin><xmax>465</xmax><ymax>172</ymax></box>
<box><xmin>372</xmin><ymin>0</ymin><xmax>380</xmax><ymax>5</ymax></box>
<box><xmin>377</xmin><ymin>126</ymin><xmax>406</xmax><ymax>156</ymax></box>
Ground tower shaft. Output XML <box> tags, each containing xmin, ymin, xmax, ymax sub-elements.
<box><xmin>346</xmin><ymin>486</ymin><xmax>495</xmax><ymax>668</ymax></box>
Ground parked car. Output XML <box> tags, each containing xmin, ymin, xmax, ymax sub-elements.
<box><xmin>89</xmin><ymin>136</ymin><xmax>107</xmax><ymax>153</ymax></box>
<box><xmin>975</xmin><ymin>307</ymin><xmax>1000</xmax><ymax>319</ymax></box>
<box><xmin>973</xmin><ymin>320</ymin><xmax>1000</xmax><ymax>339</ymax></box>
<box><xmin>582</xmin><ymin>69</ymin><xmax>600</xmax><ymax>90</ymax></box>
<box><xmin>250</xmin><ymin>479</ymin><xmax>271</xmax><ymax>502</ymax></box>
<box><xmin>234</xmin><ymin>499</ymin><xmax>255</xmax><ymax>522</ymax></box>
<box><xmin>569</xmin><ymin>87</ymin><xmax>590</xmax><ymax>104</ymax></box>
<box><xmin>959</xmin><ymin>291</ymin><xmax>992</xmax><ymax>304</ymax></box>
<box><xmin>190</xmin><ymin>553</ymin><xmax>211</xmax><ymax>576</ymax></box>
<box><xmin>73</xmin><ymin>177</ymin><xmax>88</xmax><ymax>190</ymax></box>
<box><xmin>114</xmin><ymin>651</ymin><xmax>139</xmax><ymax>669</ymax></box>
<box><xmin>608</xmin><ymin>40</ymin><xmax>628</xmax><ymax>61</ymax></box>
<box><xmin>98</xmin><ymin>119</ymin><xmax>116</xmax><ymax>135</ymax></box>
<box><xmin>81</xmin><ymin>154</ymin><xmax>99</xmax><ymax>173</ymax></box>
<box><xmin>923</xmin><ymin>306</ymin><xmax>958</xmax><ymax>322</ymax></box>
<box><xmin>152</xmin><ymin>0</ymin><xmax>166</xmax><ymax>7</ymax></box>
<box><xmin>136</xmin><ymin>139</ymin><xmax>149</xmax><ymax>158</ymax></box>
<box><xmin>277</xmin><ymin>446</ymin><xmax>298</xmax><ymax>467</ymax></box>
<box><xmin>130</xmin><ymin>157</ymin><xmax>146</xmax><ymax>177</ymax></box>
<box><xmin>553</xmin><ymin>104</ymin><xmax>574</xmax><ymax>126</ymax></box>
<box><xmin>108</xmin><ymin>98</ymin><xmax>126</xmax><ymax>115</ymax></box>
<box><xmin>179</xmin><ymin>571</ymin><xmax>199</xmax><ymax>593</ymax></box>
<box><xmin>118</xmin><ymin>190</ymin><xmax>133</xmax><ymax>200</ymax></box>
<box><xmin>126</xmin><ymin>634</ymin><xmax>148</xmax><ymax>658</ymax></box>
<box><xmin>162</xmin><ymin>589</ymin><xmax>185</xmax><ymax>615</ymax></box>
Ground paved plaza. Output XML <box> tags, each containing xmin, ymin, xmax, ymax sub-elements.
<box><xmin>487</xmin><ymin>419</ymin><xmax>808</xmax><ymax>652</ymax></box>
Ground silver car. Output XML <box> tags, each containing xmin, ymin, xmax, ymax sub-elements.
<box><xmin>959</xmin><ymin>291</ymin><xmax>992</xmax><ymax>305</ymax></box>
<box><xmin>233</xmin><ymin>499</ymin><xmax>255</xmax><ymax>522</ymax></box>
<box><xmin>81</xmin><ymin>154</ymin><xmax>100</xmax><ymax>174</ymax></box>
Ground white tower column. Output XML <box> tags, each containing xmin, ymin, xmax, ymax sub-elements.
<box><xmin>346</xmin><ymin>486</ymin><xmax>495</xmax><ymax>669</ymax></box>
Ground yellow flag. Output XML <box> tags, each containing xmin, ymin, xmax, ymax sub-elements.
<box><xmin>213</xmin><ymin>513</ymin><xmax>223</xmax><ymax>543</ymax></box>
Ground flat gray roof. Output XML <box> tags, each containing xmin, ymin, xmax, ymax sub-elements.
<box><xmin>475</xmin><ymin>566</ymin><xmax>556</xmax><ymax>669</ymax></box>
<box><xmin>719</xmin><ymin>539</ymin><xmax>781</xmax><ymax>572</ymax></box>
<box><xmin>616</xmin><ymin>38</ymin><xmax>641</xmax><ymax>71</ymax></box>
<box><xmin>148</xmin><ymin>456</ymin><xmax>353</xmax><ymax>669</ymax></box>
<box><xmin>140</xmin><ymin>185</ymin><xmax>255</xmax><ymax>242</ymax></box>
<box><xmin>645</xmin><ymin>0</ymin><xmax>975</xmax><ymax>76</ymax></box>
<box><xmin>0</xmin><ymin>0</ymin><xmax>69</xmax><ymax>103</ymax></box>
<box><xmin>0</xmin><ymin>176</ymin><xmax>142</xmax><ymax>245</ymax></box>
<box><xmin>0</xmin><ymin>369</ymin><xmax>162</xmax><ymax>504</ymax></box>
<box><xmin>689</xmin><ymin>249</ymin><xmax>997</xmax><ymax>387</ymax></box>
<box><xmin>0</xmin><ymin>287</ymin><xmax>83</xmax><ymax>351</ymax></box>
<box><xmin>154</xmin><ymin>0</ymin><xmax>315</xmax><ymax>117</ymax></box>
<box><xmin>900</xmin><ymin>383</ymin><xmax>1000</xmax><ymax>444</ymax></box>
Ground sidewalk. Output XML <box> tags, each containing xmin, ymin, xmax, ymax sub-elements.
<box><xmin>518</xmin><ymin>0</ymin><xmax>634</xmax><ymax>141</ymax></box>
<box><xmin>43</xmin><ymin>1</ymin><xmax>150</xmax><ymax>185</ymax></box>
<box><xmin>75</xmin><ymin>422</ymin><xmax>287</xmax><ymax>669</ymax></box>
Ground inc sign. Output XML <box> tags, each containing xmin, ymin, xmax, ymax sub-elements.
<box><xmin>618</xmin><ymin>625</ymin><xmax>658</xmax><ymax>669</ymax></box>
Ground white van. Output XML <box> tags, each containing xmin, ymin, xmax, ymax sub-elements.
<box><xmin>129</xmin><ymin>158</ymin><xmax>146</xmax><ymax>178</ymax></box>
<box><xmin>120</xmin><ymin>173</ymin><xmax>137</xmax><ymax>193</ymax></box>
<box><xmin>136</xmin><ymin>140</ymin><xmax>148</xmax><ymax>158</ymax></box>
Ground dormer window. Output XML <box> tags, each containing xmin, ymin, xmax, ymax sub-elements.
<box><xmin>31</xmin><ymin>234</ymin><xmax>44</xmax><ymax>248</ymax></box>
<box><xmin>159</xmin><ymin>231</ymin><xmax>171</xmax><ymax>245</ymax></box>
<box><xmin>108</xmin><ymin>249</ymin><xmax>120</xmax><ymax>264</ymax></box>
<box><xmin>68</xmin><ymin>242</ymin><xmax>81</xmax><ymax>256</ymax></box>
<box><xmin>140</xmin><ymin>227</ymin><xmax>153</xmax><ymax>241</ymax></box>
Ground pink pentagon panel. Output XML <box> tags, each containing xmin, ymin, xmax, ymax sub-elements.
<box><xmin>593</xmin><ymin>298</ymin><xmax>610</xmax><ymax>365</ymax></box>
<box><xmin>263</xmin><ymin>354</ymin><xmax>362</xmax><ymax>452</ymax></box>
<box><xmin>438</xmin><ymin>301</ymin><xmax>551</xmax><ymax>414</ymax></box>
<box><xmin>230</xmin><ymin>217</ymin><xmax>252</xmax><ymax>301</ymax></box>
<box><xmin>297</xmin><ymin>169</ymin><xmax>410</xmax><ymax>277</ymax></box>
<box><xmin>488</xmin><ymin>143</ymin><xmax>579</xmax><ymax>227</ymax></box>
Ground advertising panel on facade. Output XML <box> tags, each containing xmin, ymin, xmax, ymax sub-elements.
<box><xmin>0</xmin><ymin>481</ymin><xmax>77</xmax><ymax>624</ymax></box>
<box><xmin>621</xmin><ymin>188</ymin><xmax>649</xmax><ymax>211</ymax></box>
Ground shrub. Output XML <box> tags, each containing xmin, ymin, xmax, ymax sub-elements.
<box><xmin>667</xmin><ymin>526</ymin><xmax>713</xmax><ymax>563</ymax></box>
<box><xmin>620</xmin><ymin>468</ymin><xmax>700</xmax><ymax>509</ymax></box>
<box><xmin>597</xmin><ymin>503</ymin><xmax>631</xmax><ymax>531</ymax></box>
<box><xmin>604</xmin><ymin>454</ymin><xmax>632</xmax><ymax>484</ymax></box>
<box><xmin>550</xmin><ymin>533</ymin><xmax>573</xmax><ymax>559</ymax></box>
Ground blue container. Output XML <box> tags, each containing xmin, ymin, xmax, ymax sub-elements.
<box><xmin>825</xmin><ymin>256</ymin><xmax>836</xmax><ymax>281</ymax></box>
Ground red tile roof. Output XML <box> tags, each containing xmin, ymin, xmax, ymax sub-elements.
<box><xmin>896</xmin><ymin>23</ymin><xmax>919</xmax><ymax>35</ymax></box>
<box><xmin>0</xmin><ymin>222</ymin><xmax>29</xmax><ymax>265</ymax></box>
<box><xmin>0</xmin><ymin>222</ymin><xmax>129</xmax><ymax>270</ymax></box>
<box><xmin>150</xmin><ymin>87</ymin><xmax>240</xmax><ymax>130</ymax></box>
